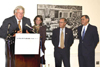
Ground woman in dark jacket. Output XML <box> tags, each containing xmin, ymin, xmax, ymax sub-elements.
<box><xmin>33</xmin><ymin>15</ymin><xmax>46</xmax><ymax>67</ymax></box>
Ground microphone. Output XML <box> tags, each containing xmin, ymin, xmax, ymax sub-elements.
<box><xmin>7</xmin><ymin>23</ymin><xmax>11</xmax><ymax>35</ymax></box>
<box><xmin>8</xmin><ymin>24</ymin><xmax>10</xmax><ymax>29</ymax></box>
<box><xmin>25</xmin><ymin>24</ymin><xmax>34</xmax><ymax>33</ymax></box>
<box><xmin>6</xmin><ymin>23</ymin><xmax>11</xmax><ymax>41</ymax></box>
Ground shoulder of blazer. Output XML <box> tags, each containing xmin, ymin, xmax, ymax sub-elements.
<box><xmin>4</xmin><ymin>15</ymin><xmax>15</xmax><ymax>21</ymax></box>
<box><xmin>78</xmin><ymin>25</ymin><xmax>82</xmax><ymax>29</ymax></box>
<box><xmin>78</xmin><ymin>25</ymin><xmax>82</xmax><ymax>31</ymax></box>
<box><xmin>23</xmin><ymin>16</ymin><xmax>30</xmax><ymax>21</ymax></box>
<box><xmin>65</xmin><ymin>27</ymin><xmax>71</xmax><ymax>30</ymax></box>
<box><xmin>40</xmin><ymin>25</ymin><xmax>46</xmax><ymax>29</ymax></box>
<box><xmin>39</xmin><ymin>26</ymin><xmax>46</xmax><ymax>32</ymax></box>
<box><xmin>88</xmin><ymin>24</ymin><xmax>98</xmax><ymax>32</ymax></box>
<box><xmin>2</xmin><ymin>15</ymin><xmax>16</xmax><ymax>25</ymax></box>
<box><xmin>22</xmin><ymin>17</ymin><xmax>31</xmax><ymax>26</ymax></box>
<box><xmin>53</xmin><ymin>27</ymin><xmax>60</xmax><ymax>32</ymax></box>
<box><xmin>89</xmin><ymin>24</ymin><xmax>97</xmax><ymax>29</ymax></box>
<box><xmin>65</xmin><ymin>27</ymin><xmax>72</xmax><ymax>32</ymax></box>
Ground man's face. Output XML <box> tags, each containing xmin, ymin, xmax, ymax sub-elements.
<box><xmin>59</xmin><ymin>19</ymin><xmax>66</xmax><ymax>28</ymax></box>
<box><xmin>81</xmin><ymin>16</ymin><xmax>89</xmax><ymax>26</ymax></box>
<box><xmin>14</xmin><ymin>9</ymin><xmax>24</xmax><ymax>21</ymax></box>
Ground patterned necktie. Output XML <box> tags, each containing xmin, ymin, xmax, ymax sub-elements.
<box><xmin>82</xmin><ymin>27</ymin><xmax>85</xmax><ymax>40</ymax></box>
<box><xmin>18</xmin><ymin>21</ymin><xmax>22</xmax><ymax>31</ymax></box>
<box><xmin>60</xmin><ymin>28</ymin><xmax>64</xmax><ymax>49</ymax></box>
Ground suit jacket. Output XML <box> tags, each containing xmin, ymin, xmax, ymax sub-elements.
<box><xmin>0</xmin><ymin>15</ymin><xmax>31</xmax><ymax>39</ymax></box>
<box><xmin>52</xmin><ymin>27</ymin><xmax>74</xmax><ymax>53</ymax></box>
<box><xmin>78</xmin><ymin>24</ymin><xmax>99</xmax><ymax>56</ymax></box>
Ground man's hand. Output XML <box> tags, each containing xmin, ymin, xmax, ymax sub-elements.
<box><xmin>17</xmin><ymin>31</ymin><xmax>22</xmax><ymax>33</ymax></box>
<box><xmin>26</xmin><ymin>30</ymin><xmax>29</xmax><ymax>33</ymax></box>
<box><xmin>13</xmin><ymin>30</ymin><xmax>22</xmax><ymax>37</ymax></box>
<box><xmin>13</xmin><ymin>34</ymin><xmax>16</xmax><ymax>37</ymax></box>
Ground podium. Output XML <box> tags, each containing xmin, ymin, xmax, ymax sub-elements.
<box><xmin>9</xmin><ymin>34</ymin><xmax>40</xmax><ymax>67</ymax></box>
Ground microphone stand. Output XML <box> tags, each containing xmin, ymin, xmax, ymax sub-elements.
<box><xmin>6</xmin><ymin>24</ymin><xmax>11</xmax><ymax>67</ymax></box>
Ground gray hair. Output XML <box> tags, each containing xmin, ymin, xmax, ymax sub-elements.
<box><xmin>14</xmin><ymin>6</ymin><xmax>25</xmax><ymax>13</ymax></box>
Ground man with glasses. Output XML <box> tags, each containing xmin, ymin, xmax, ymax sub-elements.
<box><xmin>0</xmin><ymin>6</ymin><xmax>31</xmax><ymax>67</ymax></box>
<box><xmin>78</xmin><ymin>15</ymin><xmax>99</xmax><ymax>67</ymax></box>
<box><xmin>52</xmin><ymin>18</ymin><xmax>74</xmax><ymax>67</ymax></box>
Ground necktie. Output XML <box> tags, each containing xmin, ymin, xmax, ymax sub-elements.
<box><xmin>18</xmin><ymin>21</ymin><xmax>22</xmax><ymax>31</ymax></box>
<box><xmin>60</xmin><ymin>28</ymin><xmax>64</xmax><ymax>49</ymax></box>
<box><xmin>82</xmin><ymin>27</ymin><xmax>85</xmax><ymax>40</ymax></box>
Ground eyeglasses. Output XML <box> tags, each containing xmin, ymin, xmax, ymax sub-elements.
<box><xmin>17</xmin><ymin>12</ymin><xmax>24</xmax><ymax>15</ymax></box>
<box><xmin>59</xmin><ymin>22</ymin><xmax>65</xmax><ymax>23</ymax></box>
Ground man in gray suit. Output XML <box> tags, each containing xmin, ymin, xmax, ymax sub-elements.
<box><xmin>0</xmin><ymin>6</ymin><xmax>31</xmax><ymax>67</ymax></box>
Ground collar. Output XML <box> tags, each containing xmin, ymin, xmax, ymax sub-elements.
<box><xmin>83</xmin><ymin>23</ymin><xmax>89</xmax><ymax>28</ymax></box>
<box><xmin>60</xmin><ymin>27</ymin><xmax>65</xmax><ymax>31</ymax></box>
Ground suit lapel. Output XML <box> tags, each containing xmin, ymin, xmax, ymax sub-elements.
<box><xmin>57</xmin><ymin>27</ymin><xmax>60</xmax><ymax>46</ymax></box>
<box><xmin>65</xmin><ymin>27</ymin><xmax>68</xmax><ymax>44</ymax></box>
<box><xmin>80</xmin><ymin>26</ymin><xmax>82</xmax><ymax>40</ymax></box>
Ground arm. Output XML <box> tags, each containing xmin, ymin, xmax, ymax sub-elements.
<box><xmin>0</xmin><ymin>19</ymin><xmax>9</xmax><ymax>39</ymax></box>
<box><xmin>93</xmin><ymin>26</ymin><xmax>99</xmax><ymax>48</ymax></box>
<box><xmin>42</xmin><ymin>26</ymin><xmax>46</xmax><ymax>46</ymax></box>
<box><xmin>69</xmin><ymin>29</ymin><xmax>74</xmax><ymax>47</ymax></box>
<box><xmin>52</xmin><ymin>29</ymin><xmax>56</xmax><ymax>46</ymax></box>
<box><xmin>77</xmin><ymin>27</ymin><xmax>80</xmax><ymax>39</ymax></box>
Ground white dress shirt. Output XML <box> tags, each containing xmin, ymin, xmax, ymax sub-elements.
<box><xmin>81</xmin><ymin>23</ymin><xmax>89</xmax><ymax>36</ymax></box>
<box><xmin>15</xmin><ymin>16</ymin><xmax>22</xmax><ymax>30</ymax></box>
<box><xmin>58</xmin><ymin>27</ymin><xmax>65</xmax><ymax>47</ymax></box>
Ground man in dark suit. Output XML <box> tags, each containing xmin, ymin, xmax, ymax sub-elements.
<box><xmin>52</xmin><ymin>18</ymin><xmax>74</xmax><ymax>67</ymax></box>
<box><xmin>78</xmin><ymin>15</ymin><xmax>99</xmax><ymax>67</ymax></box>
<box><xmin>0</xmin><ymin>6</ymin><xmax>31</xmax><ymax>67</ymax></box>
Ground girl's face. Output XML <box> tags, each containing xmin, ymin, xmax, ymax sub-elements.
<box><xmin>35</xmin><ymin>17</ymin><xmax>42</xmax><ymax>25</ymax></box>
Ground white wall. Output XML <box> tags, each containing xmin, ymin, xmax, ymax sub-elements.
<box><xmin>0</xmin><ymin>0</ymin><xmax>100</xmax><ymax>67</ymax></box>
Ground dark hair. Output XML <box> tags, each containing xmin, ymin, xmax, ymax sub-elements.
<box><xmin>59</xmin><ymin>18</ymin><xmax>67</xmax><ymax>23</ymax></box>
<box><xmin>81</xmin><ymin>15</ymin><xmax>90</xmax><ymax>22</ymax></box>
<box><xmin>34</xmin><ymin>15</ymin><xmax>43</xmax><ymax>26</ymax></box>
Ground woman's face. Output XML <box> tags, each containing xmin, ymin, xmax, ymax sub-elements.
<box><xmin>35</xmin><ymin>17</ymin><xmax>42</xmax><ymax>25</ymax></box>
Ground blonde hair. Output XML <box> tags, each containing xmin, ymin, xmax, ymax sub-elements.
<box><xmin>14</xmin><ymin>6</ymin><xmax>25</xmax><ymax>13</ymax></box>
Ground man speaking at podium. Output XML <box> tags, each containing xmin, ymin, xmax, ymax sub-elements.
<box><xmin>0</xmin><ymin>6</ymin><xmax>32</xmax><ymax>67</ymax></box>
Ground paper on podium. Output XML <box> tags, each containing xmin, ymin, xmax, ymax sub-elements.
<box><xmin>15</xmin><ymin>33</ymin><xmax>40</xmax><ymax>55</ymax></box>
